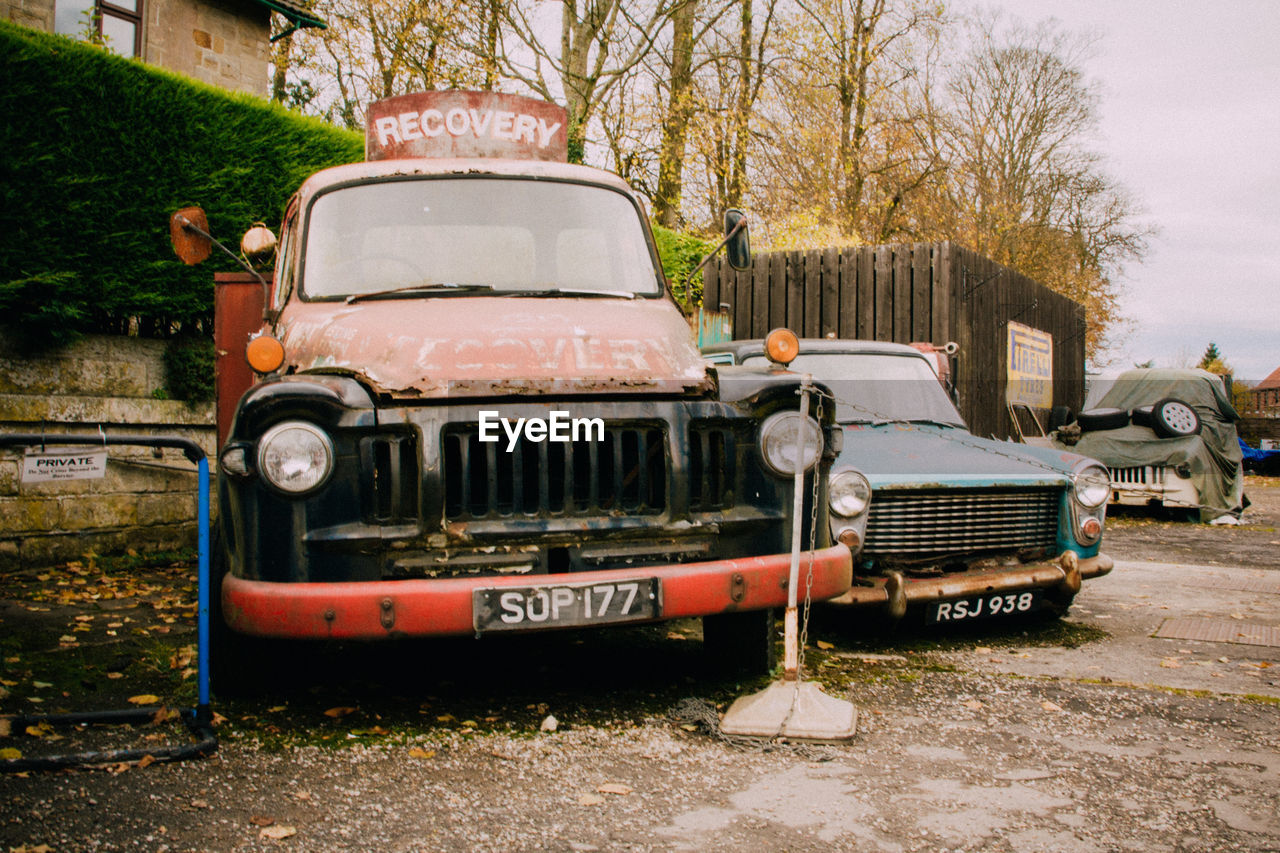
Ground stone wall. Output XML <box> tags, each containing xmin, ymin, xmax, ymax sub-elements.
<box><xmin>0</xmin><ymin>334</ymin><xmax>215</xmax><ymax>569</ymax></box>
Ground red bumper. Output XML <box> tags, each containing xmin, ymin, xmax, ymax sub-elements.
<box><xmin>223</xmin><ymin>544</ymin><xmax>853</xmax><ymax>639</ymax></box>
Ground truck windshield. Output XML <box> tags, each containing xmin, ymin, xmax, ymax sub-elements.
<box><xmin>302</xmin><ymin>177</ymin><xmax>663</xmax><ymax>299</ymax></box>
<box><xmin>741</xmin><ymin>352</ymin><xmax>967</xmax><ymax>427</ymax></box>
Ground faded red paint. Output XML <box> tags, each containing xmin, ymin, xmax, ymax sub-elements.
<box><xmin>276</xmin><ymin>296</ymin><xmax>711</xmax><ymax>398</ymax></box>
<box><xmin>222</xmin><ymin>545</ymin><xmax>853</xmax><ymax>639</ymax></box>
<box><xmin>365</xmin><ymin>91</ymin><xmax>568</xmax><ymax>163</ymax></box>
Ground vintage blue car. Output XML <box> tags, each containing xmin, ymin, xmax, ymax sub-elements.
<box><xmin>703</xmin><ymin>337</ymin><xmax>1114</xmax><ymax>624</ymax></box>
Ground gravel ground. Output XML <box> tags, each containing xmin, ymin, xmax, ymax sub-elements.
<box><xmin>1</xmin><ymin>478</ymin><xmax>1277</xmax><ymax>852</ymax></box>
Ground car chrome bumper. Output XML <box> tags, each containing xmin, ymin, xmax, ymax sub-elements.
<box><xmin>826</xmin><ymin>551</ymin><xmax>1113</xmax><ymax>618</ymax></box>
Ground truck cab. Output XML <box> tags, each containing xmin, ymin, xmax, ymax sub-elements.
<box><xmin>182</xmin><ymin>92</ymin><xmax>851</xmax><ymax>685</ymax></box>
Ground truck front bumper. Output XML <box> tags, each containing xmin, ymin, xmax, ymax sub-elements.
<box><xmin>223</xmin><ymin>544</ymin><xmax>853</xmax><ymax>639</ymax></box>
<box><xmin>827</xmin><ymin>551</ymin><xmax>1113</xmax><ymax>618</ymax></box>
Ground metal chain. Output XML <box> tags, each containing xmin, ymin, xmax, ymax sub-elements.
<box><xmin>796</xmin><ymin>389</ymin><xmax>822</xmax><ymax>681</ymax></box>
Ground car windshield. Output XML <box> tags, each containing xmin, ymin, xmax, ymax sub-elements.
<box><xmin>302</xmin><ymin>177</ymin><xmax>662</xmax><ymax>299</ymax></box>
<box><xmin>740</xmin><ymin>352</ymin><xmax>967</xmax><ymax>427</ymax></box>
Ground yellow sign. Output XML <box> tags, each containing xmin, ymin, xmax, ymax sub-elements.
<box><xmin>1007</xmin><ymin>322</ymin><xmax>1053</xmax><ymax>408</ymax></box>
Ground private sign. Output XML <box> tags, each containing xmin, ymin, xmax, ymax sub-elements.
<box><xmin>365</xmin><ymin>91</ymin><xmax>568</xmax><ymax>163</ymax></box>
<box><xmin>22</xmin><ymin>448</ymin><xmax>107</xmax><ymax>483</ymax></box>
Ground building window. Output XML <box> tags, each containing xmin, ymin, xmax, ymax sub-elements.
<box><xmin>54</xmin><ymin>0</ymin><xmax>142</xmax><ymax>57</ymax></box>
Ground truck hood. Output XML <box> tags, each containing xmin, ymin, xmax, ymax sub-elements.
<box><xmin>275</xmin><ymin>296</ymin><xmax>712</xmax><ymax>398</ymax></box>
<box><xmin>837</xmin><ymin>423</ymin><xmax>1082</xmax><ymax>488</ymax></box>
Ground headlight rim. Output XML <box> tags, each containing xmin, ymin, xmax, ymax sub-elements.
<box><xmin>256</xmin><ymin>419</ymin><xmax>335</xmax><ymax>496</ymax></box>
<box><xmin>1073</xmin><ymin>463</ymin><xmax>1111</xmax><ymax>509</ymax></box>
<box><xmin>758</xmin><ymin>409</ymin><xmax>824</xmax><ymax>477</ymax></box>
<box><xmin>828</xmin><ymin>467</ymin><xmax>872</xmax><ymax>518</ymax></box>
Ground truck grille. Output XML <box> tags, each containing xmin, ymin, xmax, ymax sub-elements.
<box><xmin>443</xmin><ymin>423</ymin><xmax>667</xmax><ymax>520</ymax></box>
<box><xmin>363</xmin><ymin>434</ymin><xmax>420</xmax><ymax>523</ymax></box>
<box><xmin>865</xmin><ymin>488</ymin><xmax>1059</xmax><ymax>560</ymax></box>
<box><xmin>688</xmin><ymin>423</ymin><xmax>739</xmax><ymax>512</ymax></box>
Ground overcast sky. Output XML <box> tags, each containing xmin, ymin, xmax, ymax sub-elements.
<box><xmin>952</xmin><ymin>1</ymin><xmax>1279</xmax><ymax>382</ymax></box>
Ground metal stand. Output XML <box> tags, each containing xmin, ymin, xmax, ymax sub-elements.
<box><xmin>720</xmin><ymin>379</ymin><xmax>858</xmax><ymax>741</ymax></box>
<box><xmin>0</xmin><ymin>432</ymin><xmax>217</xmax><ymax>772</ymax></box>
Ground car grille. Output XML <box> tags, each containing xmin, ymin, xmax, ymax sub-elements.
<box><xmin>1110</xmin><ymin>466</ymin><xmax>1165</xmax><ymax>487</ymax></box>
<box><xmin>688</xmin><ymin>423</ymin><xmax>739</xmax><ymax>512</ymax></box>
<box><xmin>865</xmin><ymin>488</ymin><xmax>1059</xmax><ymax>560</ymax></box>
<box><xmin>443</xmin><ymin>423</ymin><xmax>668</xmax><ymax>520</ymax></box>
<box><xmin>363</xmin><ymin>434</ymin><xmax>420</xmax><ymax>524</ymax></box>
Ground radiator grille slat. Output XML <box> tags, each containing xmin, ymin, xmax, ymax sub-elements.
<box><xmin>444</xmin><ymin>423</ymin><xmax>668</xmax><ymax>520</ymax></box>
<box><xmin>865</xmin><ymin>489</ymin><xmax>1059</xmax><ymax>559</ymax></box>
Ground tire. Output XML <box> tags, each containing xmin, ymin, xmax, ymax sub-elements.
<box><xmin>702</xmin><ymin>609</ymin><xmax>777</xmax><ymax>676</ymax></box>
<box><xmin>1151</xmin><ymin>398</ymin><xmax>1200</xmax><ymax>438</ymax></box>
<box><xmin>208</xmin><ymin>541</ymin><xmax>272</xmax><ymax>698</ymax></box>
<box><xmin>1130</xmin><ymin>404</ymin><xmax>1155</xmax><ymax>429</ymax></box>
<box><xmin>1076</xmin><ymin>407</ymin><xmax>1129</xmax><ymax>432</ymax></box>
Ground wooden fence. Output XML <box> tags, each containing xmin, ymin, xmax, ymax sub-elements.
<box><xmin>703</xmin><ymin>241</ymin><xmax>1088</xmax><ymax>439</ymax></box>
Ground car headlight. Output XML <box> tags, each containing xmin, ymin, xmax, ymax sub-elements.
<box><xmin>829</xmin><ymin>469</ymin><xmax>871</xmax><ymax>517</ymax></box>
<box><xmin>1073</xmin><ymin>464</ymin><xmax>1110</xmax><ymax>508</ymax></box>
<box><xmin>257</xmin><ymin>421</ymin><xmax>334</xmax><ymax>495</ymax></box>
<box><xmin>759</xmin><ymin>410</ymin><xmax>823</xmax><ymax>476</ymax></box>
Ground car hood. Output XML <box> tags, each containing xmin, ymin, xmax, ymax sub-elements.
<box><xmin>275</xmin><ymin>296</ymin><xmax>713</xmax><ymax>399</ymax></box>
<box><xmin>837</xmin><ymin>423</ymin><xmax>1084</xmax><ymax>488</ymax></box>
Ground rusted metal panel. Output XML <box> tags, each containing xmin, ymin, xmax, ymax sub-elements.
<box><xmin>214</xmin><ymin>272</ymin><xmax>266</xmax><ymax>448</ymax></box>
<box><xmin>276</xmin><ymin>297</ymin><xmax>712</xmax><ymax>398</ymax></box>
<box><xmin>1155</xmin><ymin>616</ymin><xmax>1280</xmax><ymax>648</ymax></box>
<box><xmin>365</xmin><ymin>91</ymin><xmax>568</xmax><ymax>163</ymax></box>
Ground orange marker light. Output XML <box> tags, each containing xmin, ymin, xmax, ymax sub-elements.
<box><xmin>246</xmin><ymin>334</ymin><xmax>285</xmax><ymax>374</ymax></box>
<box><xmin>764</xmin><ymin>328</ymin><xmax>800</xmax><ymax>366</ymax></box>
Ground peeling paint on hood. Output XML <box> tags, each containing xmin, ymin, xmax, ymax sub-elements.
<box><xmin>276</xmin><ymin>296</ymin><xmax>712</xmax><ymax>398</ymax></box>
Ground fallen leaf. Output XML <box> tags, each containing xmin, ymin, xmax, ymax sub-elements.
<box><xmin>191</xmin><ymin>799</ymin><xmax>210</xmax><ymax>809</ymax></box>
<box><xmin>137</xmin><ymin>754</ymin><xmax>157</xmax><ymax>769</ymax></box>
<box><xmin>578</xmin><ymin>794</ymin><xmax>605</xmax><ymax>806</ymax></box>
<box><xmin>679</xmin><ymin>724</ymin><xmax>698</xmax><ymax>732</ymax></box>
<box><xmin>407</xmin><ymin>747</ymin><xmax>436</xmax><ymax>759</ymax></box>
<box><xmin>31</xmin><ymin>681</ymin><xmax>52</xmax><ymax>689</ymax></box>
<box><xmin>259</xmin><ymin>825</ymin><xmax>297</xmax><ymax>840</ymax></box>
<box><xmin>0</xmin><ymin>719</ymin><xmax>9</xmax><ymax>737</ymax></box>
<box><xmin>25</xmin><ymin>722</ymin><xmax>54</xmax><ymax>738</ymax></box>
<box><xmin>816</xmin><ymin>640</ymin><xmax>834</xmax><ymax>650</ymax></box>
<box><xmin>128</xmin><ymin>694</ymin><xmax>162</xmax><ymax>705</ymax></box>
<box><xmin>250</xmin><ymin>815</ymin><xmax>276</xmax><ymax>827</ymax></box>
<box><xmin>597</xmin><ymin>783</ymin><xmax>633</xmax><ymax>795</ymax></box>
<box><xmin>0</xmin><ymin>747</ymin><xmax>22</xmax><ymax>760</ymax></box>
<box><xmin>1041</xmin><ymin>701</ymin><xmax>1063</xmax><ymax>712</ymax></box>
<box><xmin>323</xmin><ymin>706</ymin><xmax>357</xmax><ymax>719</ymax></box>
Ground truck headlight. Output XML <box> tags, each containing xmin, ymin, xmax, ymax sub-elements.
<box><xmin>1073</xmin><ymin>464</ymin><xmax>1110</xmax><ymax>508</ymax></box>
<box><xmin>257</xmin><ymin>421</ymin><xmax>334</xmax><ymax>495</ymax></box>
<box><xmin>829</xmin><ymin>469</ymin><xmax>871</xmax><ymax>517</ymax></box>
<box><xmin>759</xmin><ymin>410</ymin><xmax>823</xmax><ymax>476</ymax></box>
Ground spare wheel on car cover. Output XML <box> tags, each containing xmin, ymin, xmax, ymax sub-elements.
<box><xmin>1076</xmin><ymin>407</ymin><xmax>1129</xmax><ymax>431</ymax></box>
<box><xmin>1151</xmin><ymin>397</ymin><xmax>1201</xmax><ymax>438</ymax></box>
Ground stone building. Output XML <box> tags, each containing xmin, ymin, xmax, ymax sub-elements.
<box><xmin>3</xmin><ymin>0</ymin><xmax>322</xmax><ymax>96</ymax></box>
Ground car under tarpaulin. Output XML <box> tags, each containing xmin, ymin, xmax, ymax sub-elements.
<box><xmin>1060</xmin><ymin>368</ymin><xmax>1245</xmax><ymax>522</ymax></box>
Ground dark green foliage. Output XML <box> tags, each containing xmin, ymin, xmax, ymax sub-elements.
<box><xmin>651</xmin><ymin>223</ymin><xmax>713</xmax><ymax>310</ymax></box>
<box><xmin>162</xmin><ymin>335</ymin><xmax>216</xmax><ymax>402</ymax></box>
<box><xmin>0</xmin><ymin>21</ymin><xmax>364</xmax><ymax>350</ymax></box>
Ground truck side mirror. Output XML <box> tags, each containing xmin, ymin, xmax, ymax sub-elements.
<box><xmin>724</xmin><ymin>209</ymin><xmax>751</xmax><ymax>270</ymax></box>
<box><xmin>170</xmin><ymin>207</ymin><xmax>212</xmax><ymax>265</ymax></box>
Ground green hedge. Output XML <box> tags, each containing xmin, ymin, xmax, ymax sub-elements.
<box><xmin>652</xmin><ymin>224</ymin><xmax>712</xmax><ymax>309</ymax></box>
<box><xmin>0</xmin><ymin>21</ymin><xmax>363</xmax><ymax>350</ymax></box>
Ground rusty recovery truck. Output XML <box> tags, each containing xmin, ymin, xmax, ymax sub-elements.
<box><xmin>173</xmin><ymin>91</ymin><xmax>852</xmax><ymax>688</ymax></box>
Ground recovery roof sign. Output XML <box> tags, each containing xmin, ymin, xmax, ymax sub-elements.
<box><xmin>365</xmin><ymin>90</ymin><xmax>568</xmax><ymax>163</ymax></box>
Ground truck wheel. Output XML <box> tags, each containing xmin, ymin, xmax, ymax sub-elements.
<box><xmin>1130</xmin><ymin>404</ymin><xmax>1155</xmax><ymax>429</ymax></box>
<box><xmin>1076</xmin><ymin>407</ymin><xmax>1129</xmax><ymax>431</ymax></box>
<box><xmin>702</xmin><ymin>609</ymin><xmax>777</xmax><ymax>676</ymax></box>
<box><xmin>208</xmin><ymin>543</ymin><xmax>270</xmax><ymax>698</ymax></box>
<box><xmin>1151</xmin><ymin>398</ymin><xmax>1200</xmax><ymax>438</ymax></box>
